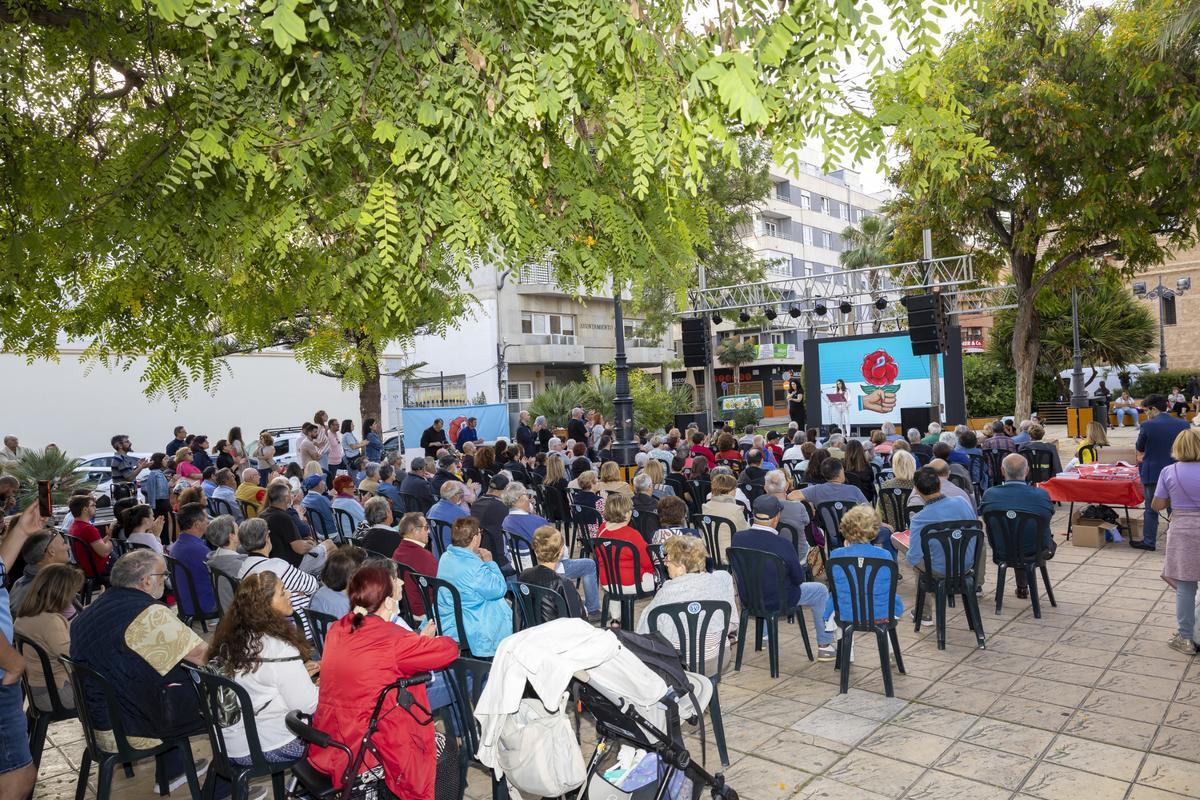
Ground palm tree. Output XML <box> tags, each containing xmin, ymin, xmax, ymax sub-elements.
<box><xmin>716</xmin><ymin>337</ymin><xmax>759</xmax><ymax>394</ymax></box>
<box><xmin>5</xmin><ymin>448</ymin><xmax>93</xmax><ymax>510</ymax></box>
<box><xmin>840</xmin><ymin>216</ymin><xmax>895</xmax><ymax>332</ymax></box>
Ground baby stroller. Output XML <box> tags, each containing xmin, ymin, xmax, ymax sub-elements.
<box><xmin>285</xmin><ymin>672</ymin><xmax>459</xmax><ymax>800</ymax></box>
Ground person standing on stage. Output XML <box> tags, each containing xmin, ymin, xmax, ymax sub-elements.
<box><xmin>787</xmin><ymin>380</ymin><xmax>806</xmax><ymax>429</ymax></box>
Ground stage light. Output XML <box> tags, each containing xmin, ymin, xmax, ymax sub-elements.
<box><xmin>874</xmin><ymin>297</ymin><xmax>888</xmax><ymax>311</ymax></box>
<box><xmin>814</xmin><ymin>303</ymin><xmax>827</xmax><ymax>316</ymax></box>
<box><xmin>839</xmin><ymin>300</ymin><xmax>853</xmax><ymax>314</ymax></box>
<box><xmin>711</xmin><ymin>312</ymin><xmax>723</xmax><ymax>324</ymax></box>
<box><xmin>738</xmin><ymin>310</ymin><xmax>751</xmax><ymax>323</ymax></box>
<box><xmin>788</xmin><ymin>305</ymin><xmax>802</xmax><ymax>318</ymax></box>
<box><xmin>1132</xmin><ymin>282</ymin><xmax>1146</xmax><ymax>297</ymax></box>
<box><xmin>764</xmin><ymin>308</ymin><xmax>777</xmax><ymax>321</ymax></box>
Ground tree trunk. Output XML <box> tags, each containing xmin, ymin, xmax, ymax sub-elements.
<box><xmin>359</xmin><ymin>368</ymin><xmax>383</xmax><ymax>427</ymax></box>
<box><xmin>1011</xmin><ymin>288</ymin><xmax>1041</xmax><ymax>423</ymax></box>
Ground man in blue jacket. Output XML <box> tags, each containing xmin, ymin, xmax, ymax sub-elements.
<box><xmin>979</xmin><ymin>453</ymin><xmax>1055</xmax><ymax>599</ymax></box>
<box><xmin>1135</xmin><ymin>394</ymin><xmax>1191</xmax><ymax>550</ymax></box>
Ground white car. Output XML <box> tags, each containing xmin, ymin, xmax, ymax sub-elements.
<box><xmin>73</xmin><ymin>452</ymin><xmax>151</xmax><ymax>503</ymax></box>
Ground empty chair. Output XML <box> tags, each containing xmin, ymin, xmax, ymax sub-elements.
<box><xmin>982</xmin><ymin>509</ymin><xmax>1058</xmax><ymax>618</ymax></box>
<box><xmin>691</xmin><ymin>514</ymin><xmax>737</xmax><ymax>569</ymax></box>
<box><xmin>912</xmin><ymin>520</ymin><xmax>987</xmax><ymax>650</ymax></box>
<box><xmin>826</xmin><ymin>555</ymin><xmax>906</xmax><ymax>697</ymax></box>
<box><xmin>726</xmin><ymin>547</ymin><xmax>814</xmax><ymax>678</ymax></box>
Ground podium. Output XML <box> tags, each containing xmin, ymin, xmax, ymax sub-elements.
<box><xmin>1066</xmin><ymin>406</ymin><xmax>1094</xmax><ymax>438</ymax></box>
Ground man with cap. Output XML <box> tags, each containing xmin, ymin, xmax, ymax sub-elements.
<box><xmin>470</xmin><ymin>471</ymin><xmax>512</xmax><ymax>571</ymax></box>
<box><xmin>300</xmin><ymin>474</ymin><xmax>337</xmax><ymax>539</ymax></box>
<box><xmin>400</xmin><ymin>456</ymin><xmax>436</xmax><ymax>508</ymax></box>
<box><xmin>732</xmin><ymin>495</ymin><xmax>836</xmax><ymax>661</ymax></box>
<box><xmin>430</xmin><ymin>453</ymin><xmax>461</xmax><ymax>497</ymax></box>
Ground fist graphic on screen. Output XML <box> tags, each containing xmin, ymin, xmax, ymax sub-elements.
<box><xmin>859</xmin><ymin>350</ymin><xmax>901</xmax><ymax>414</ymax></box>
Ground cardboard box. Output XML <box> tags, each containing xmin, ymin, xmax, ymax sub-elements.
<box><xmin>1122</xmin><ymin>516</ymin><xmax>1144</xmax><ymax>542</ymax></box>
<box><xmin>1071</xmin><ymin>510</ymin><xmax>1116</xmax><ymax>548</ymax></box>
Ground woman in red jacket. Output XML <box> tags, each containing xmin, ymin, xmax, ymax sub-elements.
<box><xmin>308</xmin><ymin>562</ymin><xmax>459</xmax><ymax>800</ymax></box>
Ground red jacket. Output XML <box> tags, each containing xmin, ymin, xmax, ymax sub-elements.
<box><xmin>595</xmin><ymin>523</ymin><xmax>655</xmax><ymax>586</ymax></box>
<box><xmin>308</xmin><ymin>616</ymin><xmax>458</xmax><ymax>800</ymax></box>
<box><xmin>393</xmin><ymin>539</ymin><xmax>439</xmax><ymax>616</ymax></box>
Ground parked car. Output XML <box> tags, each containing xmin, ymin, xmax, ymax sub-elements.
<box><xmin>73</xmin><ymin>452</ymin><xmax>151</xmax><ymax>504</ymax></box>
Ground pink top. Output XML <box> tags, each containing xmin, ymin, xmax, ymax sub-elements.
<box><xmin>327</xmin><ymin>431</ymin><xmax>344</xmax><ymax>464</ymax></box>
<box><xmin>177</xmin><ymin>462</ymin><xmax>202</xmax><ymax>478</ymax></box>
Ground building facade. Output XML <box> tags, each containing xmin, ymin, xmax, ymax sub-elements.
<box><xmin>1126</xmin><ymin>246</ymin><xmax>1200</xmax><ymax>372</ymax></box>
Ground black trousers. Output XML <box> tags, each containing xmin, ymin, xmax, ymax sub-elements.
<box><xmin>1014</xmin><ymin>540</ymin><xmax>1058</xmax><ymax>590</ymax></box>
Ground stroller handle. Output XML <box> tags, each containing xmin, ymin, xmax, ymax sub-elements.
<box><xmin>391</xmin><ymin>672</ymin><xmax>432</xmax><ymax>689</ymax></box>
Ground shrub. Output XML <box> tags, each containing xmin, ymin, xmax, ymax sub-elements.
<box><xmin>963</xmin><ymin>354</ymin><xmax>1057</xmax><ymax>419</ymax></box>
<box><xmin>1132</xmin><ymin>369</ymin><xmax>1195</xmax><ymax>398</ymax></box>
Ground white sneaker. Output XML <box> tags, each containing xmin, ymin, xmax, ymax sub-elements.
<box><xmin>167</xmin><ymin>757</ymin><xmax>209</xmax><ymax>793</ymax></box>
<box><xmin>1168</xmin><ymin>632</ymin><xmax>1198</xmax><ymax>656</ymax></box>
<box><xmin>816</xmin><ymin>644</ymin><xmax>837</xmax><ymax>662</ymax></box>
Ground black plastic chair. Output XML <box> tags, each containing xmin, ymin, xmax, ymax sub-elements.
<box><xmin>691</xmin><ymin>514</ymin><xmax>737</xmax><ymax>569</ymax></box>
<box><xmin>209</xmin><ymin>568</ymin><xmax>241</xmax><ymax>618</ymax></box>
<box><xmin>238</xmin><ymin>500</ymin><xmax>255</xmax><ymax>519</ymax></box>
<box><xmin>741</xmin><ymin>481</ymin><xmax>766</xmax><ymax>506</ymax></box>
<box><xmin>665</xmin><ymin>474</ymin><xmax>689</xmax><ymax>505</ymax></box>
<box><xmin>542</xmin><ymin>484</ymin><xmax>570</xmax><ymax>528</ymax></box>
<box><xmin>184</xmin><ymin>665</ymin><xmax>297</xmax><ymax>800</ymax></box>
<box><xmin>513</xmin><ymin>581</ymin><xmax>571</xmax><ymax>628</ymax></box>
<box><xmin>60</xmin><ymin>655</ymin><xmax>203</xmax><ymax>800</ymax></box>
<box><xmin>442</xmin><ymin>657</ymin><xmax>508</xmax><ymax>800</ymax></box>
<box><xmin>500</xmin><ymin>530</ymin><xmax>534</xmax><ymax>574</ymax></box>
<box><xmin>14</xmin><ymin>633</ymin><xmax>76</xmax><ymax>768</ymax></box>
<box><xmin>912</xmin><ymin>520</ymin><xmax>987</xmax><ymax>650</ymax></box>
<box><xmin>726</xmin><ymin>546</ymin><xmax>814</xmax><ymax>677</ymax></box>
<box><xmin>304</xmin><ymin>608</ymin><xmax>340</xmax><ymax>657</ymax></box>
<box><xmin>947</xmin><ymin>471</ymin><xmax>972</xmax><ymax>497</ymax></box>
<box><xmin>570</xmin><ymin>503</ymin><xmax>603</xmax><ymax>557</ymax></box>
<box><xmin>826</xmin><ymin>555</ymin><xmax>906</xmax><ymax>697</ymax></box>
<box><xmin>812</xmin><ymin>500</ymin><xmax>853</xmax><ymax>553</ymax></box>
<box><xmin>686</xmin><ymin>479</ymin><xmax>710</xmax><ymax>516</ymax></box>
<box><xmin>646</xmin><ymin>601</ymin><xmax>732</xmax><ymax>767</ymax></box>
<box><xmin>399</xmin><ymin>491</ymin><xmax>432</xmax><ymax>515</ymax></box>
<box><xmin>1019</xmin><ymin>447</ymin><xmax>1055</xmax><ymax>485</ymax></box>
<box><xmin>870</xmin><ymin>463</ymin><xmax>884</xmax><ymax>487</ymax></box>
<box><xmin>308</xmin><ymin>511</ymin><xmax>336</xmax><ymax>542</ymax></box>
<box><xmin>592</xmin><ymin>537</ymin><xmax>656</xmax><ymax>631</ymax></box>
<box><xmin>775</xmin><ymin>522</ymin><xmax>810</xmax><ymax>575</ymax></box>
<box><xmin>333</xmin><ymin>508</ymin><xmax>357</xmax><ymax>543</ymax></box>
<box><xmin>165</xmin><ymin>553</ymin><xmax>220</xmax><ymax>632</ymax></box>
<box><xmin>208</xmin><ymin>497</ymin><xmax>237</xmax><ymax>518</ymax></box>
<box><xmin>878</xmin><ymin>486</ymin><xmax>912</xmax><ymax>532</ymax></box>
<box><xmin>630</xmin><ymin>508</ymin><xmax>660</xmax><ymax>541</ymax></box>
<box><xmin>428</xmin><ymin>518</ymin><xmax>452</xmax><ymax>558</ymax></box>
<box><xmin>411</xmin><ymin>572</ymin><xmax>476</xmax><ymax>655</ymax></box>
<box><xmin>982</xmin><ymin>509</ymin><xmax>1058</xmax><ymax>618</ymax></box>
<box><xmin>982</xmin><ymin>449</ymin><xmax>1007</xmax><ymax>487</ymax></box>
<box><xmin>65</xmin><ymin>531</ymin><xmax>110</xmax><ymax>605</ymax></box>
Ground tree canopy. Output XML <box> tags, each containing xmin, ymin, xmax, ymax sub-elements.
<box><xmin>879</xmin><ymin>0</ymin><xmax>1200</xmax><ymax>420</ymax></box>
<box><xmin>2</xmin><ymin>0</ymin><xmax>991</xmax><ymax>399</ymax></box>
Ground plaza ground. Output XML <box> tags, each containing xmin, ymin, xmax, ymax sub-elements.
<box><xmin>30</xmin><ymin>424</ymin><xmax>1200</xmax><ymax>800</ymax></box>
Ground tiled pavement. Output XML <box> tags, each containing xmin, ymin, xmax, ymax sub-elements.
<box><xmin>31</xmin><ymin>430</ymin><xmax>1200</xmax><ymax>799</ymax></box>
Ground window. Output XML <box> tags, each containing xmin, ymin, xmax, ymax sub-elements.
<box><xmin>774</xmin><ymin>181</ymin><xmax>790</xmax><ymax>202</ymax></box>
<box><xmin>759</xmin><ymin>217</ymin><xmax>779</xmax><ymax>237</ymax></box>
<box><xmin>811</xmin><ymin>195</ymin><xmax>825</xmax><ymax>213</ymax></box>
<box><xmin>767</xmin><ymin>332</ymin><xmax>785</xmax><ymax>345</ymax></box>
<box><xmin>798</xmin><ymin>189</ymin><xmax>811</xmax><ymax>209</ymax></box>
<box><xmin>803</xmin><ymin>226</ymin><xmax>815</xmax><ymax>246</ymax></box>
<box><xmin>521</xmin><ymin>312</ymin><xmax>576</xmax><ymax>344</ymax></box>
<box><xmin>828</xmin><ymin>200</ymin><xmax>840</xmax><ymax>219</ymax></box>
<box><xmin>506</xmin><ymin>382</ymin><xmax>534</xmax><ymax>414</ymax></box>
<box><xmin>623</xmin><ymin>322</ymin><xmax>656</xmax><ymax>348</ymax></box>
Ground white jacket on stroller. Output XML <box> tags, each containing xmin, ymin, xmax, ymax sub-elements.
<box><xmin>474</xmin><ymin>619</ymin><xmax>710</xmax><ymax>797</ymax></box>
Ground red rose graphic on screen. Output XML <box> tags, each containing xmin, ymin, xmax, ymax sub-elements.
<box><xmin>859</xmin><ymin>349</ymin><xmax>901</xmax><ymax>414</ymax></box>
<box><xmin>448</xmin><ymin>416</ymin><xmax>468</xmax><ymax>446</ymax></box>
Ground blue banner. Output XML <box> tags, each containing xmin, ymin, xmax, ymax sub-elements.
<box><xmin>402</xmin><ymin>404</ymin><xmax>510</xmax><ymax>451</ymax></box>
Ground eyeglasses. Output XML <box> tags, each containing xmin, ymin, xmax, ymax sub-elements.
<box><xmin>150</xmin><ymin>572</ymin><xmax>169</xmax><ymax>579</ymax></box>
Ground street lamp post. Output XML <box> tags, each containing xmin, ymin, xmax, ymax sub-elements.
<box><xmin>1133</xmin><ymin>276</ymin><xmax>1191</xmax><ymax>370</ymax></box>
<box><xmin>612</xmin><ymin>286</ymin><xmax>638</xmax><ymax>467</ymax></box>
<box><xmin>1069</xmin><ymin>285</ymin><xmax>1088</xmax><ymax>409</ymax></box>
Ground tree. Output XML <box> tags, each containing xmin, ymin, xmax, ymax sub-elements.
<box><xmin>840</xmin><ymin>215</ymin><xmax>894</xmax><ymax>331</ymax></box>
<box><xmin>1</xmin><ymin>0</ymin><xmax>992</xmax><ymax>404</ymax></box>
<box><xmin>986</xmin><ymin>276</ymin><xmax>1156</xmax><ymax>394</ymax></box>
<box><xmin>716</xmin><ymin>337</ymin><xmax>758</xmax><ymax>394</ymax></box>
<box><xmin>878</xmin><ymin>0</ymin><xmax>1200</xmax><ymax>421</ymax></box>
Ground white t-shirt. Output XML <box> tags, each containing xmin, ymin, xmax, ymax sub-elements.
<box><xmin>128</xmin><ymin>531</ymin><xmax>164</xmax><ymax>555</ymax></box>
<box><xmin>222</xmin><ymin>635</ymin><xmax>318</xmax><ymax>757</ymax></box>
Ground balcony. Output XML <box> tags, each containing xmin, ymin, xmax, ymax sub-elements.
<box><xmin>511</xmin><ymin>341</ymin><xmax>586</xmax><ymax>364</ymax></box>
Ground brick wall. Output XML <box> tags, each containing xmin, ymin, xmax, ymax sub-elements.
<box><xmin>1127</xmin><ymin>245</ymin><xmax>1200</xmax><ymax>371</ymax></box>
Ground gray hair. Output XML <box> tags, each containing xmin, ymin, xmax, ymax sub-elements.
<box><xmin>907</xmin><ymin>428</ymin><xmax>921</xmax><ymax>443</ymax></box>
<box><xmin>364</xmin><ymin>462</ymin><xmax>381</xmax><ymax>479</ymax></box>
<box><xmin>1002</xmin><ymin>453</ymin><xmax>1030</xmax><ymax>482</ymax></box>
<box><xmin>939</xmin><ymin>431</ymin><xmax>958</xmax><ymax>446</ymax></box>
<box><xmin>752</xmin><ymin>434</ymin><xmax>765</xmax><ymax>449</ymax></box>
<box><xmin>764</xmin><ymin>469</ymin><xmax>789</xmax><ymax>494</ymax></box>
<box><xmin>634</xmin><ymin>452</ymin><xmax>649</xmax><ymax>468</ymax></box>
<box><xmin>364</xmin><ymin>496</ymin><xmax>392</xmax><ymax>525</ymax></box>
<box><xmin>954</xmin><ymin>424</ymin><xmax>969</xmax><ymax>435</ymax></box>
<box><xmin>240</xmin><ymin>467</ymin><xmax>260</xmax><ymax>484</ymax></box>
<box><xmin>827</xmin><ymin>434</ymin><xmax>845</xmax><ymax>447</ymax></box>
<box><xmin>440</xmin><ymin>480</ymin><xmax>466</xmax><ymax>502</ymax></box>
<box><xmin>928</xmin><ymin>422</ymin><xmax>942</xmax><ymax>434</ymax></box>
<box><xmin>650</xmin><ymin>435</ymin><xmax>663</xmax><ymax>448</ymax></box>
<box><xmin>1018</xmin><ymin>419</ymin><xmax>1033</xmax><ymax>431</ymax></box>
<box><xmin>111</xmin><ymin>550</ymin><xmax>164</xmax><ymax>589</ymax></box>
<box><xmin>548</xmin><ymin>437</ymin><xmax>563</xmax><ymax>452</ymax></box>
<box><xmin>882</xmin><ymin>421</ymin><xmax>895</xmax><ymax>435</ymax></box>
<box><xmin>205</xmin><ymin>514</ymin><xmax>237</xmax><ymax>549</ymax></box>
<box><xmin>409</xmin><ymin>456</ymin><xmax>428</xmax><ymax>473</ymax></box>
<box><xmin>632</xmin><ymin>473</ymin><xmax>653</xmax><ymax>493</ymax></box>
<box><xmin>266</xmin><ymin>481</ymin><xmax>291</xmax><ymax>507</ymax></box>
<box><xmin>711</xmin><ymin>466</ymin><xmax>734</xmax><ymax>477</ymax></box>
<box><xmin>238</xmin><ymin>517</ymin><xmax>269</xmax><ymax>551</ymax></box>
<box><xmin>534</xmin><ymin>415</ymin><xmax>546</xmax><ymax>427</ymax></box>
<box><xmin>500</xmin><ymin>481</ymin><xmax>528</xmax><ymax>507</ymax></box>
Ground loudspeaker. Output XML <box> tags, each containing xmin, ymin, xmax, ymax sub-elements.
<box><xmin>674</xmin><ymin>412</ymin><xmax>711</xmax><ymax>432</ymax></box>
<box><xmin>900</xmin><ymin>406</ymin><xmax>933</xmax><ymax>434</ymax></box>
<box><xmin>904</xmin><ymin>293</ymin><xmax>948</xmax><ymax>356</ymax></box>
<box><xmin>681</xmin><ymin>317</ymin><xmax>711</xmax><ymax>368</ymax></box>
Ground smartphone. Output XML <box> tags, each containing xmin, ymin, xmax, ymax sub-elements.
<box><xmin>37</xmin><ymin>480</ymin><xmax>54</xmax><ymax>517</ymax></box>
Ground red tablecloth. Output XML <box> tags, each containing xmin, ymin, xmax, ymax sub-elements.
<box><xmin>1039</xmin><ymin>476</ymin><xmax>1144</xmax><ymax>507</ymax></box>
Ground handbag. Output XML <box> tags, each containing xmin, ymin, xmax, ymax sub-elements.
<box><xmin>198</xmin><ymin>655</ymin><xmax>301</xmax><ymax>728</ymax></box>
<box><xmin>495</xmin><ymin>695</ymin><xmax>586</xmax><ymax>797</ymax></box>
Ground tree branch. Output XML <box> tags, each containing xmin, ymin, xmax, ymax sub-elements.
<box><xmin>983</xmin><ymin>206</ymin><xmax>1012</xmax><ymax>249</ymax></box>
<box><xmin>1030</xmin><ymin>238</ymin><xmax>1121</xmax><ymax>296</ymax></box>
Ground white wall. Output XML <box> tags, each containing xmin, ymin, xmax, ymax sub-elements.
<box><xmin>0</xmin><ymin>351</ymin><xmax>369</xmax><ymax>457</ymax></box>
<box><xmin>403</xmin><ymin>296</ymin><xmax>502</xmax><ymax>405</ymax></box>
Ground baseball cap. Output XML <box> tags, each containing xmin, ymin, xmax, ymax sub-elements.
<box><xmin>303</xmin><ymin>474</ymin><xmax>326</xmax><ymax>491</ymax></box>
<box><xmin>752</xmin><ymin>494</ymin><xmax>783</xmax><ymax>521</ymax></box>
<box><xmin>490</xmin><ymin>473</ymin><xmax>510</xmax><ymax>491</ymax></box>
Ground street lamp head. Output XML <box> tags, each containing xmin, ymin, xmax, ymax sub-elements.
<box><xmin>1133</xmin><ymin>281</ymin><xmax>1147</xmax><ymax>297</ymax></box>
<box><xmin>1177</xmin><ymin>277</ymin><xmax>1191</xmax><ymax>293</ymax></box>
<box><xmin>839</xmin><ymin>300</ymin><xmax>853</xmax><ymax>315</ymax></box>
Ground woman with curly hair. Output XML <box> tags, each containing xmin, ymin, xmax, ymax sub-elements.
<box><xmin>207</xmin><ymin>572</ymin><xmax>318</xmax><ymax>766</ymax></box>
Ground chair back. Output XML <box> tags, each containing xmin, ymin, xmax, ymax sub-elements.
<box><xmin>878</xmin><ymin>487</ymin><xmax>912</xmax><ymax>532</ymax></box>
<box><xmin>308</xmin><ymin>511</ymin><xmax>335</xmax><ymax>541</ymax></box>
<box><xmin>686</xmin><ymin>479</ymin><xmax>710</xmax><ymax>515</ymax></box>
<box><xmin>209</xmin><ymin>568</ymin><xmax>241</xmax><ymax>618</ymax></box>
<box><xmin>208</xmin><ymin>497</ymin><xmax>236</xmax><ymax>518</ymax></box>
<box><xmin>776</xmin><ymin>522</ymin><xmax>805</xmax><ymax>563</ymax></box>
<box><xmin>630</xmin><ymin>509</ymin><xmax>660</xmax><ymax>540</ymax></box>
<box><xmin>513</xmin><ymin>581</ymin><xmax>571</xmax><ymax>628</ymax></box>
<box><xmin>411</xmin><ymin>572</ymin><xmax>475</xmax><ymax>655</ymax></box>
<box><xmin>982</xmin><ymin>508</ymin><xmax>1045</xmax><ymax>568</ymax></box>
<box><xmin>665</xmin><ymin>475</ymin><xmax>689</xmax><ymax>504</ymax></box>
<box><xmin>691</xmin><ymin>514</ymin><xmax>737</xmax><ymax>569</ymax></box>
<box><xmin>65</xmin><ymin>531</ymin><xmax>107</xmax><ymax>577</ymax></box>
<box><xmin>529</xmin><ymin>482</ymin><xmax>547</xmax><ymax>516</ymax></box>
<box><xmin>183</xmin><ymin>664</ymin><xmax>296</xmax><ymax>775</ymax></box>
<box><xmin>646</xmin><ymin>600</ymin><xmax>732</xmax><ymax>678</ymax></box>
<box><xmin>1020</xmin><ymin>447</ymin><xmax>1055</xmax><ymax>484</ymax></box>
<box><xmin>542</xmin><ymin>485</ymin><xmax>569</xmax><ymax>525</ymax></box>
<box><xmin>164</xmin><ymin>552</ymin><xmax>214</xmax><ymax>625</ymax></box>
<box><xmin>14</xmin><ymin>634</ymin><xmax>75</xmax><ymax>720</ymax></box>
<box><xmin>716</xmin><ymin>458</ymin><xmax>742</xmax><ymax>476</ymax></box>
<box><xmin>428</xmin><ymin>518</ymin><xmax>452</xmax><ymax>558</ymax></box>
<box><xmin>918</xmin><ymin>520</ymin><xmax>983</xmax><ymax>593</ymax></box>
<box><xmin>812</xmin><ymin>500</ymin><xmax>852</xmax><ymax>551</ymax></box>
<box><xmin>592</xmin><ymin>537</ymin><xmax>655</xmax><ymax>599</ymax></box>
<box><xmin>781</xmin><ymin>461</ymin><xmax>803</xmax><ymax>486</ymax></box>
<box><xmin>399</xmin><ymin>492</ymin><xmax>431</xmax><ymax>515</ymax></box>
<box><xmin>442</xmin><ymin>657</ymin><xmax>492</xmax><ymax>759</ymax></box>
<box><xmin>238</xmin><ymin>500</ymin><xmax>255</xmax><ymax>519</ymax></box>
<box><xmin>983</xmin><ymin>449</ymin><xmax>1007</xmax><ymax>486</ymax></box>
<box><xmin>947</xmin><ymin>471</ymin><xmax>972</xmax><ymax>496</ymax></box>
<box><xmin>645</xmin><ymin>543</ymin><xmax>670</xmax><ymax>583</ymax></box>
<box><xmin>501</xmin><ymin>530</ymin><xmax>534</xmax><ymax>574</ymax></box>
<box><xmin>60</xmin><ymin>655</ymin><xmax>144</xmax><ymax>759</ymax></box>
<box><xmin>304</xmin><ymin>608</ymin><xmax>340</xmax><ymax>657</ymax></box>
<box><xmin>742</xmin><ymin>481</ymin><xmax>766</xmax><ymax>506</ymax></box>
<box><xmin>726</xmin><ymin>546</ymin><xmax>791</xmax><ymax>616</ymax></box>
<box><xmin>333</xmin><ymin>508</ymin><xmax>357</xmax><ymax>543</ymax></box>
<box><xmin>826</xmin><ymin>554</ymin><xmax>900</xmax><ymax>631</ymax></box>
<box><xmin>1077</xmin><ymin>443</ymin><xmax>1099</xmax><ymax>464</ymax></box>
<box><xmin>871</xmin><ymin>463</ymin><xmax>884</xmax><ymax>487</ymax></box>
<box><xmin>570</xmin><ymin>504</ymin><xmax>603</xmax><ymax>556</ymax></box>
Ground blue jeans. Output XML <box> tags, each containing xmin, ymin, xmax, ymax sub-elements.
<box><xmin>1177</xmin><ymin>581</ymin><xmax>1198</xmax><ymax>641</ymax></box>
<box><xmin>229</xmin><ymin>738</ymin><xmax>305</xmax><ymax>766</ymax></box>
<box><xmin>561</xmin><ymin>558</ymin><xmax>600</xmax><ymax>614</ymax></box>
<box><xmin>0</xmin><ymin>682</ymin><xmax>32</xmax><ymax>774</ymax></box>
<box><xmin>1144</xmin><ymin>485</ymin><xmax>1160</xmax><ymax>547</ymax></box>
<box><xmin>1116</xmin><ymin>408</ymin><xmax>1139</xmax><ymax>427</ymax></box>
<box><xmin>788</xmin><ymin>582</ymin><xmax>834</xmax><ymax>645</ymax></box>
